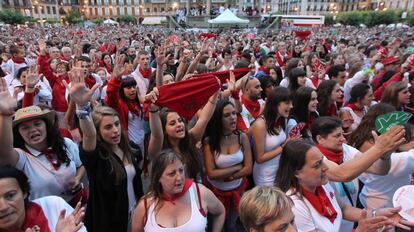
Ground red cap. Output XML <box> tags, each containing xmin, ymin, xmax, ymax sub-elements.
<box><xmin>382</xmin><ymin>56</ymin><xmax>399</xmax><ymax>66</ymax></box>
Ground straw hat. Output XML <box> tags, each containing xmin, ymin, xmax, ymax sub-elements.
<box><xmin>12</xmin><ymin>106</ymin><xmax>55</xmax><ymax>128</ymax></box>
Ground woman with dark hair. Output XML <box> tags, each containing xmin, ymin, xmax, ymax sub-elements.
<box><xmin>99</xmin><ymin>52</ymin><xmax>113</xmax><ymax>73</ymax></box>
<box><xmin>131</xmin><ymin>149</ymin><xmax>225</xmax><ymax>232</ymax></box>
<box><xmin>0</xmin><ymin>78</ymin><xmax>84</xmax><ymax>203</ymax></box>
<box><xmin>249</xmin><ymin>87</ymin><xmax>295</xmax><ymax>186</ymax></box>
<box><xmin>342</xmin><ymin>83</ymin><xmax>373</xmax><ymax>130</ymax></box>
<box><xmin>286</xmin><ymin>67</ymin><xmax>307</xmax><ymax>93</ymax></box>
<box><xmin>306</xmin><ymin>52</ymin><xmax>327</xmax><ymax>88</ymax></box>
<box><xmin>203</xmin><ymin>99</ymin><xmax>252</xmax><ymax>231</ymax></box>
<box><xmin>289</xmin><ymin>86</ymin><xmax>319</xmax><ymax>139</ymax></box>
<box><xmin>381</xmin><ymin>81</ymin><xmax>411</xmax><ymax>111</ymax></box>
<box><xmin>317</xmin><ymin>79</ymin><xmax>342</xmax><ymax>116</ymax></box>
<box><xmin>257</xmin><ymin>74</ymin><xmax>276</xmax><ymax>99</ymax></box>
<box><xmin>66</xmin><ymin>70</ymin><xmax>143</xmax><ymax>232</ymax></box>
<box><xmin>268</xmin><ymin>65</ymin><xmax>283</xmax><ymax>86</ymax></box>
<box><xmin>0</xmin><ymin>165</ymin><xmax>86</xmax><ymax>232</ymax></box>
<box><xmin>217</xmin><ymin>48</ymin><xmax>234</xmax><ymax>71</ymax></box>
<box><xmin>106</xmin><ymin>61</ymin><xmax>145</xmax><ymax>152</ymax></box>
<box><xmin>276</xmin><ymin>140</ymin><xmax>413</xmax><ymax>232</ymax></box>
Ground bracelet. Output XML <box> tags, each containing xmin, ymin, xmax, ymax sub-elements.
<box><xmin>209</xmin><ymin>99</ymin><xmax>217</xmax><ymax>104</ymax></box>
<box><xmin>149</xmin><ymin>109</ymin><xmax>159</xmax><ymax>113</ymax></box>
<box><xmin>76</xmin><ymin>102</ymin><xmax>92</xmax><ymax>120</ymax></box>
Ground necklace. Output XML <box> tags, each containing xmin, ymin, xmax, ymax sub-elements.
<box><xmin>223</xmin><ymin>132</ymin><xmax>233</xmax><ymax>139</ymax></box>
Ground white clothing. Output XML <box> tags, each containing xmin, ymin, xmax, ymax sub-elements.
<box><xmin>127</xmin><ymin>111</ymin><xmax>145</xmax><ymax>148</ymax></box>
<box><xmin>329</xmin><ymin>144</ymin><xmax>360</xmax><ymax>232</ymax></box>
<box><xmin>239</xmin><ymin>99</ymin><xmax>264</xmax><ymax>130</ymax></box>
<box><xmin>15</xmin><ymin>138</ymin><xmax>82</xmax><ymax>201</ymax></box>
<box><xmin>131</xmin><ymin>65</ymin><xmax>153</xmax><ymax>97</ymax></box>
<box><xmin>288</xmin><ymin>183</ymin><xmax>343</xmax><ymax>232</ymax></box>
<box><xmin>279</xmin><ymin>77</ymin><xmax>316</xmax><ymax>89</ymax></box>
<box><xmin>343</xmin><ymin>71</ymin><xmax>367</xmax><ymax>103</ymax></box>
<box><xmin>125</xmin><ymin>164</ymin><xmax>137</xmax><ymax>212</ymax></box>
<box><xmin>207</xmin><ymin>148</ymin><xmax>244</xmax><ymax>191</ymax></box>
<box><xmin>33</xmin><ymin>196</ymin><xmax>87</xmax><ymax>232</ymax></box>
<box><xmin>3</xmin><ymin>58</ymin><xmax>34</xmax><ymax>77</ymax></box>
<box><xmin>359</xmin><ymin>150</ymin><xmax>414</xmax><ymax>210</ymax></box>
<box><xmin>253</xmin><ymin>128</ymin><xmax>286</xmax><ymax>186</ymax></box>
<box><xmin>144</xmin><ymin>184</ymin><xmax>207</xmax><ymax>232</ymax></box>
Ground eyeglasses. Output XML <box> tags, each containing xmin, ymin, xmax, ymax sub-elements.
<box><xmin>244</xmin><ymin>76</ymin><xmax>256</xmax><ymax>90</ymax></box>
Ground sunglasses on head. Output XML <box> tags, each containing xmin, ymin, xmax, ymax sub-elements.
<box><xmin>244</xmin><ymin>76</ymin><xmax>256</xmax><ymax>89</ymax></box>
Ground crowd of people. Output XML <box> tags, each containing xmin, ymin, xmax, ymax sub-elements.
<box><xmin>1</xmin><ymin>23</ymin><xmax>414</xmax><ymax>232</ymax></box>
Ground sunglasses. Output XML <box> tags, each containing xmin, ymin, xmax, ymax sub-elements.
<box><xmin>244</xmin><ymin>76</ymin><xmax>256</xmax><ymax>90</ymax></box>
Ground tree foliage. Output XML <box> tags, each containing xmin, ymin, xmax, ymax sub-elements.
<box><xmin>328</xmin><ymin>10</ymin><xmax>401</xmax><ymax>27</ymax></box>
<box><xmin>46</xmin><ymin>18</ymin><xmax>60</xmax><ymax>24</ymax></box>
<box><xmin>65</xmin><ymin>9</ymin><xmax>83</xmax><ymax>25</ymax></box>
<box><xmin>323</xmin><ymin>14</ymin><xmax>334</xmax><ymax>25</ymax></box>
<box><xmin>92</xmin><ymin>17</ymin><xmax>104</xmax><ymax>24</ymax></box>
<box><xmin>0</xmin><ymin>9</ymin><xmax>26</xmax><ymax>25</ymax></box>
<box><xmin>118</xmin><ymin>15</ymin><xmax>135</xmax><ymax>23</ymax></box>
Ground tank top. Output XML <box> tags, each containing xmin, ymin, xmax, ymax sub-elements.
<box><xmin>144</xmin><ymin>185</ymin><xmax>207</xmax><ymax>232</ymax></box>
<box><xmin>253</xmin><ymin>128</ymin><xmax>286</xmax><ymax>186</ymax></box>
<box><xmin>207</xmin><ymin>148</ymin><xmax>244</xmax><ymax>191</ymax></box>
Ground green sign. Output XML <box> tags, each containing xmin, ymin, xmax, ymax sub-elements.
<box><xmin>375</xmin><ymin>111</ymin><xmax>412</xmax><ymax>134</ymax></box>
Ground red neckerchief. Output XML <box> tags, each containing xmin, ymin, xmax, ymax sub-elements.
<box><xmin>161</xmin><ymin>178</ymin><xmax>193</xmax><ymax>204</ymax></box>
<box><xmin>302</xmin><ymin>186</ymin><xmax>338</xmax><ymax>223</ymax></box>
<box><xmin>12</xmin><ymin>56</ymin><xmax>26</xmax><ymax>64</ymax></box>
<box><xmin>316</xmin><ymin>144</ymin><xmax>343</xmax><ymax>165</ymax></box>
<box><xmin>23</xmin><ymin>202</ymin><xmax>51</xmax><ymax>232</ymax></box>
<box><xmin>327</xmin><ymin>103</ymin><xmax>337</xmax><ymax>116</ymax></box>
<box><xmin>258</xmin><ymin>66</ymin><xmax>269</xmax><ymax>75</ymax></box>
<box><xmin>127</xmin><ymin>99</ymin><xmax>141</xmax><ymax>117</ymax></box>
<box><xmin>139</xmin><ymin>66</ymin><xmax>152</xmax><ymax>79</ymax></box>
<box><xmin>85</xmin><ymin>75</ymin><xmax>97</xmax><ymax>89</ymax></box>
<box><xmin>311</xmin><ymin>59</ymin><xmax>324</xmax><ymax>76</ymax></box>
<box><xmin>241</xmin><ymin>96</ymin><xmax>261</xmax><ymax>119</ymax></box>
<box><xmin>345</xmin><ymin>103</ymin><xmax>363</xmax><ymax>112</ymax></box>
<box><xmin>23</xmin><ymin>146</ymin><xmax>61</xmax><ymax>170</ymax></box>
<box><xmin>275</xmin><ymin>50</ymin><xmax>285</xmax><ymax>67</ymax></box>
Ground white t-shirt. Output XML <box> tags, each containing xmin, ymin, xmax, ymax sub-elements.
<box><xmin>329</xmin><ymin>144</ymin><xmax>360</xmax><ymax>232</ymax></box>
<box><xmin>279</xmin><ymin>77</ymin><xmax>316</xmax><ymax>89</ymax></box>
<box><xmin>359</xmin><ymin>150</ymin><xmax>414</xmax><ymax>210</ymax></box>
<box><xmin>32</xmin><ymin>196</ymin><xmax>87</xmax><ymax>232</ymax></box>
<box><xmin>288</xmin><ymin>183</ymin><xmax>343</xmax><ymax>232</ymax></box>
<box><xmin>15</xmin><ymin>138</ymin><xmax>82</xmax><ymax>201</ymax></box>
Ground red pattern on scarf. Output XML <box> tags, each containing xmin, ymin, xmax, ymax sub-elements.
<box><xmin>127</xmin><ymin>99</ymin><xmax>141</xmax><ymax>117</ymax></box>
<box><xmin>12</xmin><ymin>56</ymin><xmax>26</xmax><ymax>64</ymax></box>
<box><xmin>302</xmin><ymin>186</ymin><xmax>338</xmax><ymax>223</ymax></box>
<box><xmin>345</xmin><ymin>103</ymin><xmax>363</xmax><ymax>112</ymax></box>
<box><xmin>316</xmin><ymin>144</ymin><xmax>343</xmax><ymax>165</ymax></box>
<box><xmin>275</xmin><ymin>50</ymin><xmax>285</xmax><ymax>67</ymax></box>
<box><xmin>161</xmin><ymin>178</ymin><xmax>193</xmax><ymax>204</ymax></box>
<box><xmin>23</xmin><ymin>202</ymin><xmax>51</xmax><ymax>232</ymax></box>
<box><xmin>139</xmin><ymin>67</ymin><xmax>152</xmax><ymax>79</ymax></box>
<box><xmin>241</xmin><ymin>96</ymin><xmax>261</xmax><ymax>119</ymax></box>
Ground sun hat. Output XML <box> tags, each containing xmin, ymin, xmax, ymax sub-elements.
<box><xmin>12</xmin><ymin>106</ymin><xmax>55</xmax><ymax>128</ymax></box>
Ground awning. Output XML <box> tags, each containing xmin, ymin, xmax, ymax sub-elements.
<box><xmin>141</xmin><ymin>17</ymin><xmax>167</xmax><ymax>25</ymax></box>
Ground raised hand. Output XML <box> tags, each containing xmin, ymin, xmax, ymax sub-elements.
<box><xmin>227</xmin><ymin>71</ymin><xmax>236</xmax><ymax>93</ymax></box>
<box><xmin>26</xmin><ymin>65</ymin><xmax>41</xmax><ymax>89</ymax></box>
<box><xmin>144</xmin><ymin>87</ymin><xmax>159</xmax><ymax>103</ymax></box>
<box><xmin>113</xmin><ymin>54</ymin><xmax>126</xmax><ymax>78</ymax></box>
<box><xmin>0</xmin><ymin>78</ymin><xmax>17</xmax><ymax>115</ymax></box>
<box><xmin>55</xmin><ymin>202</ymin><xmax>85</xmax><ymax>232</ymax></box>
<box><xmin>63</xmin><ymin>67</ymin><xmax>100</xmax><ymax>108</ymax></box>
<box><xmin>372</xmin><ymin>126</ymin><xmax>406</xmax><ymax>153</ymax></box>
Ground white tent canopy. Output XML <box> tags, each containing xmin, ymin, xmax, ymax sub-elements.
<box><xmin>208</xmin><ymin>9</ymin><xmax>249</xmax><ymax>24</ymax></box>
<box><xmin>103</xmin><ymin>19</ymin><xmax>119</xmax><ymax>25</ymax></box>
<box><xmin>141</xmin><ymin>17</ymin><xmax>167</xmax><ymax>25</ymax></box>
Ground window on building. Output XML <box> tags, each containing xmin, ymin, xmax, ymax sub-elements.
<box><xmin>116</xmin><ymin>0</ymin><xmax>119</xmax><ymax>4</ymax></box>
<box><xmin>124</xmin><ymin>6</ymin><xmax>127</xmax><ymax>14</ymax></box>
<box><xmin>41</xmin><ymin>6</ymin><xmax>45</xmax><ymax>14</ymax></box>
<box><xmin>52</xmin><ymin>6</ymin><xmax>56</xmax><ymax>14</ymax></box>
<box><xmin>117</xmin><ymin>7</ymin><xmax>120</xmax><ymax>15</ymax></box>
<box><xmin>161</xmin><ymin>7</ymin><xmax>165</xmax><ymax>12</ymax></box>
<box><xmin>94</xmin><ymin>0</ymin><xmax>97</xmax><ymax>4</ymax></box>
<box><xmin>154</xmin><ymin>7</ymin><xmax>157</xmax><ymax>12</ymax></box>
<box><xmin>110</xmin><ymin>7</ymin><xmax>113</xmax><ymax>15</ymax></box>
<box><xmin>34</xmin><ymin>7</ymin><xmax>38</xmax><ymax>13</ymax></box>
<box><xmin>46</xmin><ymin>6</ymin><xmax>51</xmax><ymax>14</ymax></box>
<box><xmin>102</xmin><ymin>7</ymin><xmax>105</xmax><ymax>15</ymax></box>
<box><xmin>132</xmin><ymin>6</ymin><xmax>135</xmax><ymax>15</ymax></box>
<box><xmin>124</xmin><ymin>0</ymin><xmax>127</xmax><ymax>5</ymax></box>
<box><xmin>95</xmin><ymin>8</ymin><xmax>98</xmax><ymax>14</ymax></box>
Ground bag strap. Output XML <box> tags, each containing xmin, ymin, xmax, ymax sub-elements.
<box><xmin>341</xmin><ymin>182</ymin><xmax>354</xmax><ymax>206</ymax></box>
<box><xmin>195</xmin><ymin>183</ymin><xmax>207</xmax><ymax>217</ymax></box>
<box><xmin>143</xmin><ymin>197</ymin><xmax>148</xmax><ymax>226</ymax></box>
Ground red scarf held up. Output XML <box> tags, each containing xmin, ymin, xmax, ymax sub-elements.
<box><xmin>23</xmin><ymin>202</ymin><xmax>51</xmax><ymax>232</ymax></box>
<box><xmin>316</xmin><ymin>144</ymin><xmax>343</xmax><ymax>165</ymax></box>
<box><xmin>12</xmin><ymin>56</ymin><xmax>26</xmax><ymax>64</ymax></box>
<box><xmin>345</xmin><ymin>103</ymin><xmax>364</xmax><ymax>112</ymax></box>
<box><xmin>241</xmin><ymin>96</ymin><xmax>261</xmax><ymax>119</ymax></box>
<box><xmin>302</xmin><ymin>186</ymin><xmax>338</xmax><ymax>223</ymax></box>
<box><xmin>139</xmin><ymin>67</ymin><xmax>152</xmax><ymax>79</ymax></box>
<box><xmin>161</xmin><ymin>178</ymin><xmax>193</xmax><ymax>204</ymax></box>
<box><xmin>152</xmin><ymin>75</ymin><xmax>220</xmax><ymax>120</ymax></box>
<box><xmin>191</xmin><ymin>67</ymin><xmax>251</xmax><ymax>83</ymax></box>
